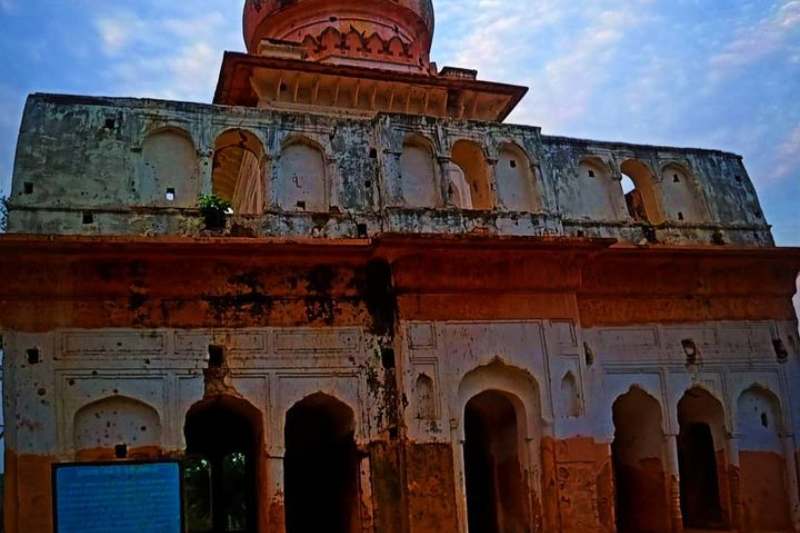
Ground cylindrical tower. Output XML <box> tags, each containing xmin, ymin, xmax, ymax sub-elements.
<box><xmin>243</xmin><ymin>0</ymin><xmax>435</xmax><ymax>70</ymax></box>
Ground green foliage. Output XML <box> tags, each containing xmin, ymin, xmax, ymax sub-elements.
<box><xmin>197</xmin><ymin>194</ymin><xmax>231</xmax><ymax>230</ymax></box>
<box><xmin>197</xmin><ymin>193</ymin><xmax>231</xmax><ymax>212</ymax></box>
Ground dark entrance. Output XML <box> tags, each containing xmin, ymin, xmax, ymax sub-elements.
<box><xmin>184</xmin><ymin>397</ymin><xmax>261</xmax><ymax>533</ymax></box>
<box><xmin>463</xmin><ymin>390</ymin><xmax>528</xmax><ymax>533</ymax></box>
<box><xmin>284</xmin><ymin>393</ymin><xmax>360</xmax><ymax>533</ymax></box>
<box><xmin>678</xmin><ymin>423</ymin><xmax>724</xmax><ymax>528</ymax></box>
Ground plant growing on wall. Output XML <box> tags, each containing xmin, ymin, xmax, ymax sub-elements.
<box><xmin>197</xmin><ymin>194</ymin><xmax>231</xmax><ymax>230</ymax></box>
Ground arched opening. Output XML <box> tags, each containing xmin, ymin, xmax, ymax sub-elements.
<box><xmin>284</xmin><ymin>393</ymin><xmax>360</xmax><ymax>533</ymax></box>
<box><xmin>736</xmin><ymin>386</ymin><xmax>792</xmax><ymax>532</ymax></box>
<box><xmin>464</xmin><ymin>390</ymin><xmax>528</xmax><ymax>533</ymax></box>
<box><xmin>400</xmin><ymin>135</ymin><xmax>440</xmax><ymax>208</ymax></box>
<box><xmin>276</xmin><ymin>139</ymin><xmax>328</xmax><ymax>212</ymax></box>
<box><xmin>496</xmin><ymin>143</ymin><xmax>540</xmax><ymax>212</ymax></box>
<box><xmin>620</xmin><ymin>160</ymin><xmax>662</xmax><ymax>224</ymax></box>
<box><xmin>677</xmin><ymin>388</ymin><xmax>728</xmax><ymax>529</ymax></box>
<box><xmin>184</xmin><ymin>396</ymin><xmax>263</xmax><ymax>533</ymax></box>
<box><xmin>612</xmin><ymin>387</ymin><xmax>669</xmax><ymax>533</ymax></box>
<box><xmin>212</xmin><ymin>129</ymin><xmax>266</xmax><ymax>215</ymax></box>
<box><xmin>142</xmin><ymin>128</ymin><xmax>199</xmax><ymax>207</ymax></box>
<box><xmin>451</xmin><ymin>140</ymin><xmax>493</xmax><ymax>210</ymax></box>
<box><xmin>660</xmin><ymin>164</ymin><xmax>708</xmax><ymax>223</ymax></box>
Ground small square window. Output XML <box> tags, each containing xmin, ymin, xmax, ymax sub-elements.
<box><xmin>165</xmin><ymin>188</ymin><xmax>176</xmax><ymax>202</ymax></box>
<box><xmin>673</xmin><ymin>174</ymin><xmax>680</xmax><ymax>183</ymax></box>
<box><xmin>587</xmin><ymin>170</ymin><xmax>595</xmax><ymax>178</ymax></box>
<box><xmin>24</xmin><ymin>182</ymin><xmax>34</xmax><ymax>194</ymax></box>
<box><xmin>296</xmin><ymin>201</ymin><xmax>306</xmax><ymax>210</ymax></box>
<box><xmin>510</xmin><ymin>160</ymin><xmax>517</xmax><ymax>168</ymax></box>
<box><xmin>82</xmin><ymin>212</ymin><xmax>94</xmax><ymax>224</ymax></box>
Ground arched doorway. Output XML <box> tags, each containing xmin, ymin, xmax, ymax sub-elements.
<box><xmin>677</xmin><ymin>388</ymin><xmax>728</xmax><ymax>529</ymax></box>
<box><xmin>463</xmin><ymin>390</ymin><xmax>529</xmax><ymax>533</ymax></box>
<box><xmin>184</xmin><ymin>396</ymin><xmax>263</xmax><ymax>533</ymax></box>
<box><xmin>284</xmin><ymin>393</ymin><xmax>360</xmax><ymax>533</ymax></box>
<box><xmin>611</xmin><ymin>387</ymin><xmax>669</xmax><ymax>533</ymax></box>
<box><xmin>212</xmin><ymin>129</ymin><xmax>267</xmax><ymax>215</ymax></box>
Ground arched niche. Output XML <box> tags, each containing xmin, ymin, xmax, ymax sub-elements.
<box><xmin>496</xmin><ymin>143</ymin><xmax>540</xmax><ymax>212</ymax></box>
<box><xmin>559</xmin><ymin>372</ymin><xmax>580</xmax><ymax>419</ymax></box>
<box><xmin>611</xmin><ymin>386</ymin><xmax>670</xmax><ymax>533</ymax></box>
<box><xmin>620</xmin><ymin>159</ymin><xmax>664</xmax><ymax>224</ymax></box>
<box><xmin>659</xmin><ymin>164</ymin><xmax>708</xmax><ymax>224</ymax></box>
<box><xmin>575</xmin><ymin>158</ymin><xmax>618</xmax><ymax>220</ymax></box>
<box><xmin>676</xmin><ymin>387</ymin><xmax>729</xmax><ymax>529</ymax></box>
<box><xmin>74</xmin><ymin>395</ymin><xmax>161</xmax><ymax>452</ymax></box>
<box><xmin>141</xmin><ymin>128</ymin><xmax>199</xmax><ymax>207</ymax></box>
<box><xmin>735</xmin><ymin>385</ymin><xmax>792</xmax><ymax>532</ymax></box>
<box><xmin>451</xmin><ymin>140</ymin><xmax>493</xmax><ymax>210</ymax></box>
<box><xmin>276</xmin><ymin>138</ymin><xmax>328</xmax><ymax>212</ymax></box>
<box><xmin>212</xmin><ymin>129</ymin><xmax>267</xmax><ymax>215</ymax></box>
<box><xmin>184</xmin><ymin>395</ymin><xmax>265</xmax><ymax>533</ymax></box>
<box><xmin>399</xmin><ymin>134</ymin><xmax>440</xmax><ymax>208</ymax></box>
<box><xmin>284</xmin><ymin>392</ymin><xmax>361</xmax><ymax>533</ymax></box>
<box><xmin>415</xmin><ymin>373</ymin><xmax>437</xmax><ymax>420</ymax></box>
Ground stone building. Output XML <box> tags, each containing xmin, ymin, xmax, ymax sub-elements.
<box><xmin>2</xmin><ymin>1</ymin><xmax>800</xmax><ymax>532</ymax></box>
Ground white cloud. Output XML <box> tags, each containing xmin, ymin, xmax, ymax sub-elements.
<box><xmin>709</xmin><ymin>0</ymin><xmax>800</xmax><ymax>80</ymax></box>
<box><xmin>774</xmin><ymin>125</ymin><xmax>800</xmax><ymax>180</ymax></box>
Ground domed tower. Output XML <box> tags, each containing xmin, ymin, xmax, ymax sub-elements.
<box><xmin>215</xmin><ymin>0</ymin><xmax>527</xmax><ymax>121</ymax></box>
<box><xmin>243</xmin><ymin>0</ymin><xmax>435</xmax><ymax>72</ymax></box>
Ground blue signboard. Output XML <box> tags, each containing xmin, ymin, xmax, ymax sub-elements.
<box><xmin>53</xmin><ymin>461</ymin><xmax>183</xmax><ymax>533</ymax></box>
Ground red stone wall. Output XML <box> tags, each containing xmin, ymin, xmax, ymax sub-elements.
<box><xmin>739</xmin><ymin>450</ymin><xmax>793</xmax><ymax>532</ymax></box>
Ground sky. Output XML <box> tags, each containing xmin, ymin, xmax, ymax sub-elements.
<box><xmin>0</xmin><ymin>0</ymin><xmax>798</xmax><ymax>244</ymax></box>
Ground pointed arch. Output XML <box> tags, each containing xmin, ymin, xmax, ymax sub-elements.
<box><xmin>496</xmin><ymin>143</ymin><xmax>540</xmax><ymax>212</ymax></box>
<box><xmin>620</xmin><ymin>159</ymin><xmax>663</xmax><ymax>224</ymax></box>
<box><xmin>74</xmin><ymin>395</ymin><xmax>161</xmax><ymax>452</ymax></box>
<box><xmin>212</xmin><ymin>128</ymin><xmax>267</xmax><ymax>215</ymax></box>
<box><xmin>451</xmin><ymin>140</ymin><xmax>493</xmax><ymax>210</ymax></box>
<box><xmin>400</xmin><ymin>133</ymin><xmax>440</xmax><ymax>207</ymax></box>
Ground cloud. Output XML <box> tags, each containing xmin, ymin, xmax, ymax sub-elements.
<box><xmin>774</xmin><ymin>125</ymin><xmax>800</xmax><ymax>180</ymax></box>
<box><xmin>709</xmin><ymin>0</ymin><xmax>800</xmax><ymax>80</ymax></box>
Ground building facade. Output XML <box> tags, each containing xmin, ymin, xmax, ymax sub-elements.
<box><xmin>2</xmin><ymin>1</ymin><xmax>800</xmax><ymax>532</ymax></box>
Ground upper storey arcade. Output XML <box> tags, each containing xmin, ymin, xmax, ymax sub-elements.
<box><xmin>6</xmin><ymin>94</ymin><xmax>772</xmax><ymax>247</ymax></box>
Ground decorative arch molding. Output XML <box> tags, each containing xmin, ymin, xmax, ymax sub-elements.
<box><xmin>73</xmin><ymin>395</ymin><xmax>163</xmax><ymax>452</ymax></box>
<box><xmin>456</xmin><ymin>357</ymin><xmax>546</xmax><ymax>441</ymax></box>
<box><xmin>599</xmin><ymin>382</ymin><xmax>667</xmax><ymax>441</ymax></box>
<box><xmin>733</xmin><ymin>383</ymin><xmax>787</xmax><ymax>435</ymax></box>
<box><xmin>620</xmin><ymin>158</ymin><xmax>665</xmax><ymax>224</ymax></box>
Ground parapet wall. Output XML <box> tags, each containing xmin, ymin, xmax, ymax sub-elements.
<box><xmin>7</xmin><ymin>93</ymin><xmax>772</xmax><ymax>246</ymax></box>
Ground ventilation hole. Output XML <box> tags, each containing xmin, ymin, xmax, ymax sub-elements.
<box><xmin>381</xmin><ymin>347</ymin><xmax>395</xmax><ymax>369</ymax></box>
<box><xmin>735</xmin><ymin>175</ymin><xmax>743</xmax><ymax>183</ymax></box>
<box><xmin>678</xmin><ymin>212</ymin><xmax>684</xmax><ymax>221</ymax></box>
<box><xmin>280</xmin><ymin>82</ymin><xmax>288</xmax><ymax>92</ymax></box>
<box><xmin>773</xmin><ymin>338</ymin><xmax>789</xmax><ymax>362</ymax></box>
<box><xmin>329</xmin><ymin>16</ymin><xmax>338</xmax><ymax>22</ymax></box>
<box><xmin>364</xmin><ymin>180</ymin><xmax>372</xmax><ymax>188</ymax></box>
<box><xmin>583</xmin><ymin>342</ymin><xmax>595</xmax><ymax>366</ymax></box>
<box><xmin>388</xmin><ymin>427</ymin><xmax>399</xmax><ymax>440</ymax></box>
<box><xmin>296</xmin><ymin>201</ymin><xmax>306</xmax><ymax>210</ymax></box>
<box><xmin>165</xmin><ymin>188</ymin><xmax>176</xmax><ymax>202</ymax></box>
<box><xmin>104</xmin><ymin>118</ymin><xmax>116</xmax><ymax>130</ymax></box>
<box><xmin>673</xmin><ymin>174</ymin><xmax>680</xmax><ymax>183</ymax></box>
<box><xmin>115</xmin><ymin>444</ymin><xmax>128</xmax><ymax>459</ymax></box>
<box><xmin>26</xmin><ymin>348</ymin><xmax>40</xmax><ymax>365</ymax></box>
<box><xmin>760</xmin><ymin>413</ymin><xmax>768</xmax><ymax>428</ymax></box>
<box><xmin>82</xmin><ymin>212</ymin><xmax>94</xmax><ymax>225</ymax></box>
<box><xmin>208</xmin><ymin>345</ymin><xmax>225</xmax><ymax>368</ymax></box>
<box><xmin>357</xmin><ymin>223</ymin><xmax>368</xmax><ymax>238</ymax></box>
<box><xmin>24</xmin><ymin>182</ymin><xmax>34</xmax><ymax>194</ymax></box>
<box><xmin>510</xmin><ymin>160</ymin><xmax>517</xmax><ymax>168</ymax></box>
<box><xmin>369</xmin><ymin>148</ymin><xmax>378</xmax><ymax>159</ymax></box>
<box><xmin>587</xmin><ymin>170</ymin><xmax>595</xmax><ymax>178</ymax></box>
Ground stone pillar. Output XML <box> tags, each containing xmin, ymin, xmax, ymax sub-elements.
<box><xmin>781</xmin><ymin>434</ymin><xmax>800</xmax><ymax>531</ymax></box>
<box><xmin>664</xmin><ymin>434</ymin><xmax>684</xmax><ymax>533</ymax></box>
<box><xmin>726</xmin><ymin>434</ymin><xmax>743</xmax><ymax>531</ymax></box>
<box><xmin>265</xmin><ymin>454</ymin><xmax>286</xmax><ymax>533</ymax></box>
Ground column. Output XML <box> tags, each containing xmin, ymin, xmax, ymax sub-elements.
<box><xmin>265</xmin><ymin>454</ymin><xmax>286</xmax><ymax>533</ymax></box>
<box><xmin>664</xmin><ymin>434</ymin><xmax>684</xmax><ymax>533</ymax></box>
<box><xmin>781</xmin><ymin>434</ymin><xmax>800</xmax><ymax>531</ymax></box>
<box><xmin>726</xmin><ymin>434</ymin><xmax>743</xmax><ymax>531</ymax></box>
